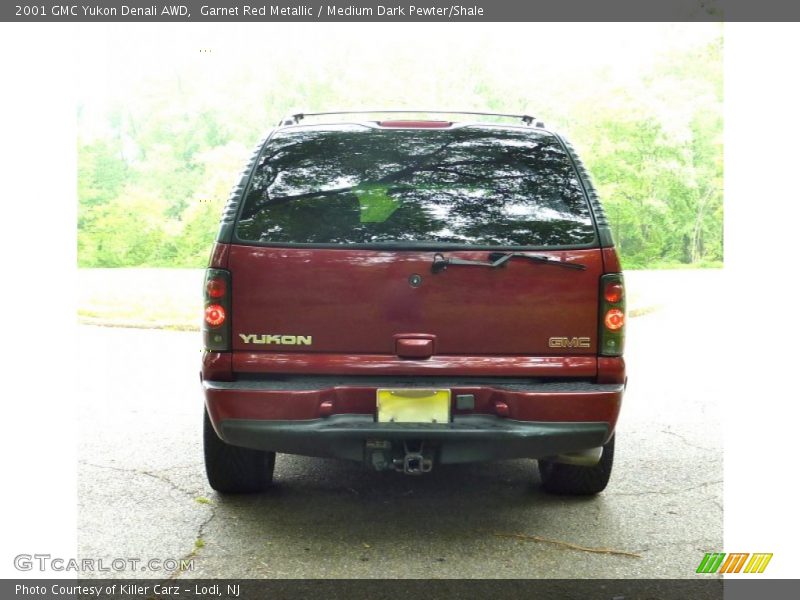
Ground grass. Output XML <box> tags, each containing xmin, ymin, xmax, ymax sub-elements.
<box><xmin>78</xmin><ymin>268</ymin><xmax>203</xmax><ymax>331</ymax></box>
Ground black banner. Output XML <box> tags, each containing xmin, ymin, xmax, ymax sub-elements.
<box><xmin>0</xmin><ymin>579</ymin><xmax>719</xmax><ymax>600</ymax></box>
<box><xmin>3</xmin><ymin>0</ymin><xmax>800</xmax><ymax>22</ymax></box>
<box><xmin>4</xmin><ymin>578</ymin><xmax>800</xmax><ymax>600</ymax></box>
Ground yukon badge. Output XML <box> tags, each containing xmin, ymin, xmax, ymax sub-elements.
<box><xmin>239</xmin><ymin>334</ymin><xmax>312</xmax><ymax>346</ymax></box>
<box><xmin>548</xmin><ymin>336</ymin><xmax>591</xmax><ymax>349</ymax></box>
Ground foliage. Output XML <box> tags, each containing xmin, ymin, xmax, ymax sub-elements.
<box><xmin>77</xmin><ymin>28</ymin><xmax>723</xmax><ymax>269</ymax></box>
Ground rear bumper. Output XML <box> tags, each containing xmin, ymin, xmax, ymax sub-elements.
<box><xmin>203</xmin><ymin>376</ymin><xmax>623</xmax><ymax>462</ymax></box>
<box><xmin>218</xmin><ymin>415</ymin><xmax>609</xmax><ymax>463</ymax></box>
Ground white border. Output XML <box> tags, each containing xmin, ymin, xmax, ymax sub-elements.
<box><xmin>0</xmin><ymin>24</ymin><xmax>78</xmax><ymax>578</ymax></box>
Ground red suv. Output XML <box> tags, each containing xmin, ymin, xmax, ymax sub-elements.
<box><xmin>202</xmin><ymin>111</ymin><xmax>626</xmax><ymax>495</ymax></box>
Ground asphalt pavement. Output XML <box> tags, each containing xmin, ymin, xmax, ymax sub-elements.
<box><xmin>77</xmin><ymin>270</ymin><xmax>724</xmax><ymax>579</ymax></box>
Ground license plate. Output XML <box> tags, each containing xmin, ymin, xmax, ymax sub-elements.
<box><xmin>376</xmin><ymin>389</ymin><xmax>450</xmax><ymax>424</ymax></box>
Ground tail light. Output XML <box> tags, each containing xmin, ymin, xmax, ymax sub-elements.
<box><xmin>599</xmin><ymin>273</ymin><xmax>625</xmax><ymax>356</ymax></box>
<box><xmin>203</xmin><ymin>269</ymin><xmax>231</xmax><ymax>351</ymax></box>
<box><xmin>204</xmin><ymin>304</ymin><xmax>226</xmax><ymax>327</ymax></box>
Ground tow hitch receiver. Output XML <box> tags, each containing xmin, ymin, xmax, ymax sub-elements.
<box><xmin>365</xmin><ymin>440</ymin><xmax>434</xmax><ymax>474</ymax></box>
<box><xmin>395</xmin><ymin>442</ymin><xmax>433</xmax><ymax>475</ymax></box>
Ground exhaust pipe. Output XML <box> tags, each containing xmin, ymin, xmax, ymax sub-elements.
<box><xmin>549</xmin><ymin>446</ymin><xmax>603</xmax><ymax>466</ymax></box>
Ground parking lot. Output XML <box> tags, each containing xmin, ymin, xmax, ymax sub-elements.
<box><xmin>77</xmin><ymin>269</ymin><xmax>724</xmax><ymax>579</ymax></box>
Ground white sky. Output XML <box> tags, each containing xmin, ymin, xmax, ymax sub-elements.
<box><xmin>77</xmin><ymin>22</ymin><xmax>722</xmax><ymax>134</ymax></box>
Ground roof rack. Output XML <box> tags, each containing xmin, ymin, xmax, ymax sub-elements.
<box><xmin>277</xmin><ymin>110</ymin><xmax>545</xmax><ymax>128</ymax></box>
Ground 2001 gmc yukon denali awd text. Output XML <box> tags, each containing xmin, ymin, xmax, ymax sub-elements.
<box><xmin>201</xmin><ymin>110</ymin><xmax>627</xmax><ymax>495</ymax></box>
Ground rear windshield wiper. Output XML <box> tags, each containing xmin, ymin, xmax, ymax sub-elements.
<box><xmin>431</xmin><ymin>252</ymin><xmax>586</xmax><ymax>274</ymax></box>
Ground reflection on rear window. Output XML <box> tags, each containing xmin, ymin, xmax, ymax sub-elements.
<box><xmin>236</xmin><ymin>125</ymin><xmax>597</xmax><ymax>247</ymax></box>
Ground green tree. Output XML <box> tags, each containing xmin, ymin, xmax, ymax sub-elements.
<box><xmin>77</xmin><ymin>30</ymin><xmax>723</xmax><ymax>270</ymax></box>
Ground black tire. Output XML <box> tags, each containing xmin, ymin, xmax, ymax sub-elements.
<box><xmin>538</xmin><ymin>435</ymin><xmax>615</xmax><ymax>495</ymax></box>
<box><xmin>204</xmin><ymin>409</ymin><xmax>275</xmax><ymax>494</ymax></box>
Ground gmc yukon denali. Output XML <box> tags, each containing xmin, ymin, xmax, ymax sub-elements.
<box><xmin>201</xmin><ymin>111</ymin><xmax>626</xmax><ymax>495</ymax></box>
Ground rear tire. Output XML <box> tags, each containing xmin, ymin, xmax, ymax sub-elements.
<box><xmin>204</xmin><ymin>409</ymin><xmax>275</xmax><ymax>494</ymax></box>
<box><xmin>538</xmin><ymin>435</ymin><xmax>615</xmax><ymax>495</ymax></box>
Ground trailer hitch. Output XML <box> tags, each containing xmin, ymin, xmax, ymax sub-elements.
<box><xmin>394</xmin><ymin>442</ymin><xmax>433</xmax><ymax>475</ymax></box>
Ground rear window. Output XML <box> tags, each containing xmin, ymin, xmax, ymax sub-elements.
<box><xmin>235</xmin><ymin>125</ymin><xmax>597</xmax><ymax>248</ymax></box>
